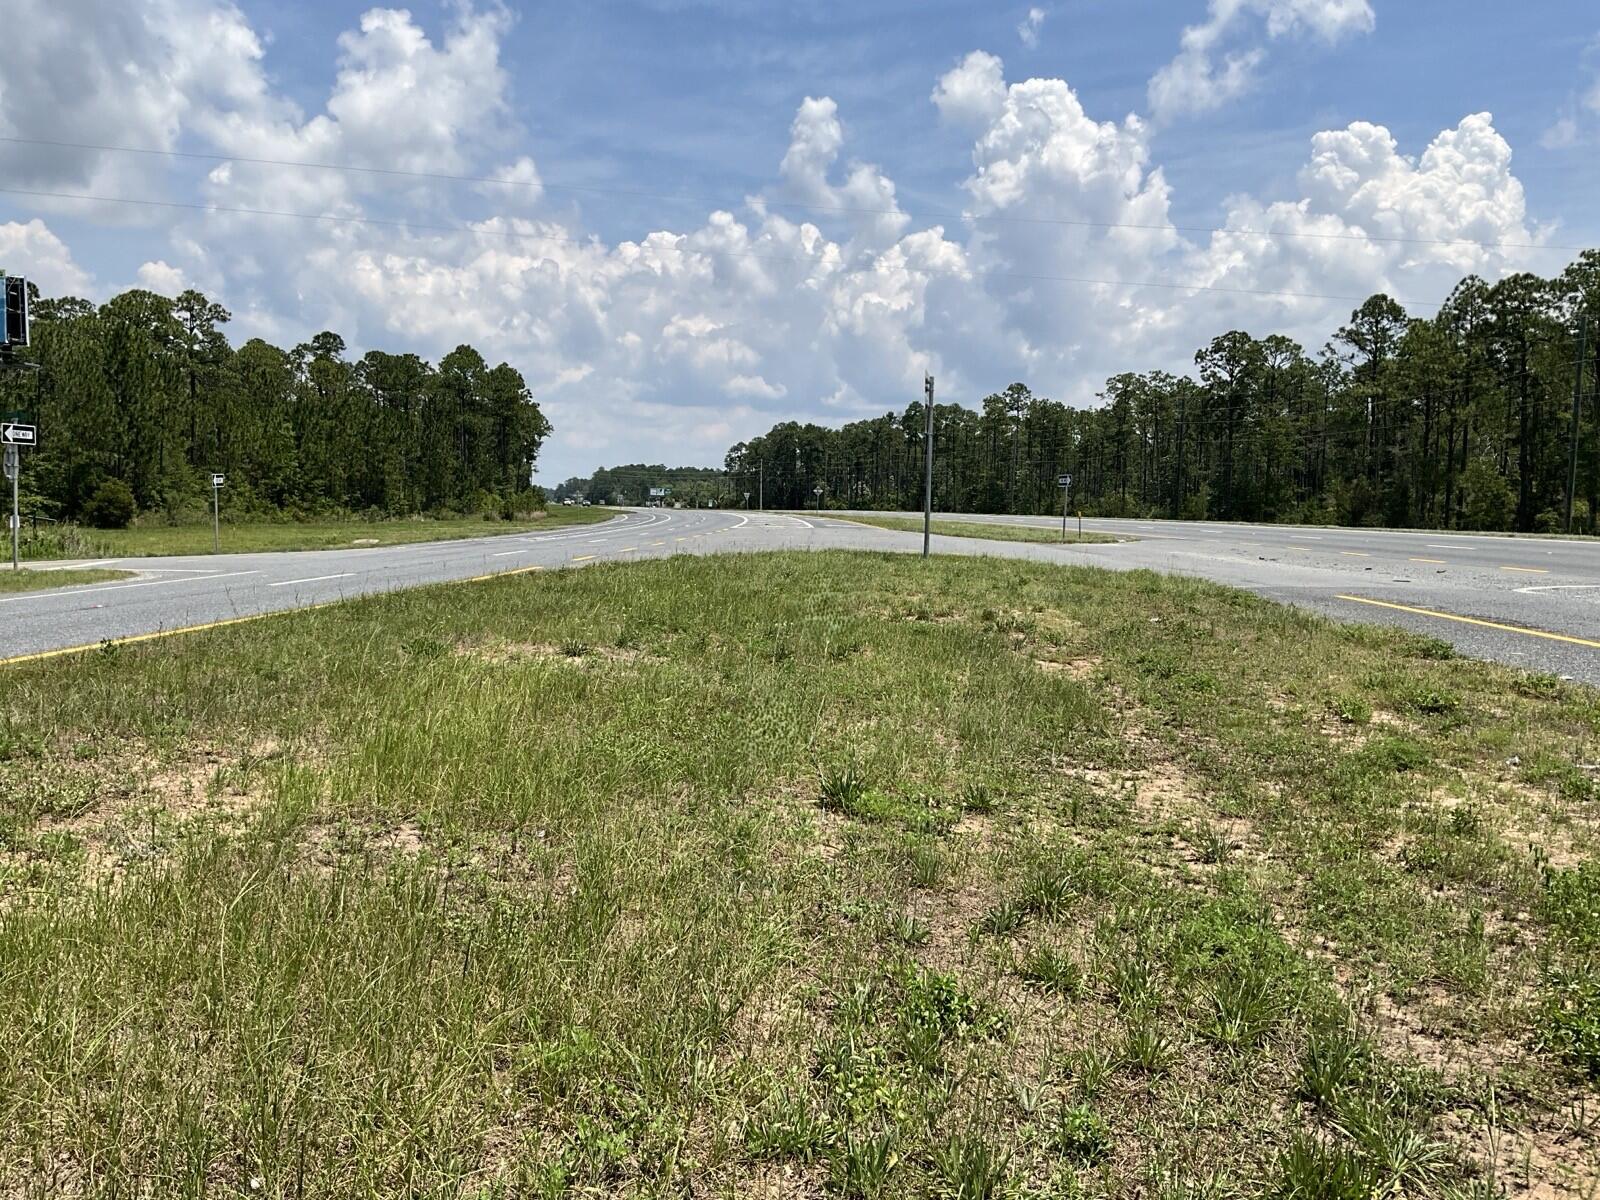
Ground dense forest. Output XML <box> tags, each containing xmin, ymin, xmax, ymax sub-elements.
<box><xmin>726</xmin><ymin>257</ymin><xmax>1600</xmax><ymax>533</ymax></box>
<box><xmin>0</xmin><ymin>285</ymin><xmax>552</xmax><ymax>526</ymax></box>
<box><xmin>553</xmin><ymin>465</ymin><xmax>727</xmax><ymax>507</ymax></box>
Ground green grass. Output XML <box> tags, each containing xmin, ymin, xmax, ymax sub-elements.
<box><xmin>22</xmin><ymin>507</ymin><xmax>615</xmax><ymax>560</ymax></box>
<box><xmin>0</xmin><ymin>567</ymin><xmax>132</xmax><ymax>592</ymax></box>
<box><xmin>0</xmin><ymin>550</ymin><xmax>1596</xmax><ymax>1195</ymax></box>
<box><xmin>832</xmin><ymin>513</ymin><xmax>1122</xmax><ymax>545</ymax></box>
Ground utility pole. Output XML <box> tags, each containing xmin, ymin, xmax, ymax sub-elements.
<box><xmin>922</xmin><ymin>374</ymin><xmax>935</xmax><ymax>559</ymax></box>
<box><xmin>1568</xmin><ymin>318</ymin><xmax>1589</xmax><ymax>534</ymax></box>
<box><xmin>758</xmin><ymin>460</ymin><xmax>764</xmax><ymax>511</ymax></box>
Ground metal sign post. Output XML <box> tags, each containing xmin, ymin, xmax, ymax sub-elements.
<box><xmin>922</xmin><ymin>375</ymin><xmax>935</xmax><ymax>559</ymax></box>
<box><xmin>210</xmin><ymin>473</ymin><xmax>225</xmax><ymax>554</ymax></box>
<box><xmin>1</xmin><ymin>425</ymin><xmax>36</xmax><ymax>571</ymax></box>
<box><xmin>4</xmin><ymin>444</ymin><xmax>17</xmax><ymax>571</ymax></box>
<box><xmin>813</xmin><ymin>484</ymin><xmax>823</xmax><ymax>512</ymax></box>
<box><xmin>1058</xmin><ymin>474</ymin><xmax>1072</xmax><ymax>542</ymax></box>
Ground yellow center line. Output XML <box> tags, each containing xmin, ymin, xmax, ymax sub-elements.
<box><xmin>1287</xmin><ymin>545</ymin><xmax>1314</xmax><ymax>551</ymax></box>
<box><xmin>618</xmin><ymin>546</ymin><xmax>637</xmax><ymax>553</ymax></box>
<box><xmin>1501</xmin><ymin>566</ymin><xmax>1549</xmax><ymax>574</ymax></box>
<box><xmin>570</xmin><ymin>554</ymin><xmax>596</xmax><ymax>562</ymax></box>
<box><xmin>1409</xmin><ymin>557</ymin><xmax>1446</xmax><ymax>565</ymax></box>
<box><xmin>1340</xmin><ymin>551</ymin><xmax>1371</xmax><ymax>558</ymax></box>
<box><xmin>650</xmin><ymin>541</ymin><xmax>666</xmax><ymax>546</ymax></box>
<box><xmin>1336</xmin><ymin>595</ymin><xmax>1600</xmax><ymax>650</ymax></box>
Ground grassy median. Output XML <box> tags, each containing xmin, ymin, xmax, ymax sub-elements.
<box><xmin>22</xmin><ymin>507</ymin><xmax>614</xmax><ymax>560</ymax></box>
<box><xmin>0</xmin><ymin>552</ymin><xmax>1595</xmax><ymax>1196</ymax></box>
<box><xmin>0</xmin><ymin>567</ymin><xmax>132</xmax><ymax>592</ymax></box>
<box><xmin>832</xmin><ymin>514</ymin><xmax>1122</xmax><ymax>546</ymax></box>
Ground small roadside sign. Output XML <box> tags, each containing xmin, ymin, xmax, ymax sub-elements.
<box><xmin>2</xmin><ymin>423</ymin><xmax>37</xmax><ymax>446</ymax></box>
<box><xmin>212</xmin><ymin>473</ymin><xmax>226</xmax><ymax>487</ymax></box>
<box><xmin>1057</xmin><ymin>473</ymin><xmax>1072</xmax><ymax>488</ymax></box>
<box><xmin>649</xmin><ymin>486</ymin><xmax>670</xmax><ymax>497</ymax></box>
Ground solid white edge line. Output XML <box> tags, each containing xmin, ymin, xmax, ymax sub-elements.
<box><xmin>40</xmin><ymin>558</ymin><xmax>121</xmax><ymax>571</ymax></box>
<box><xmin>0</xmin><ymin>570</ymin><xmax>262</xmax><ymax>604</ymax></box>
<box><xmin>268</xmin><ymin>573</ymin><xmax>355</xmax><ymax>588</ymax></box>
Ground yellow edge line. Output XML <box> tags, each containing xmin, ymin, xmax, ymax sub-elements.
<box><xmin>571</xmin><ymin>555</ymin><xmax>596</xmax><ymax>562</ymax></box>
<box><xmin>1409</xmin><ymin>557</ymin><xmax>1446</xmax><ymax>564</ymax></box>
<box><xmin>1340</xmin><ymin>551</ymin><xmax>1371</xmax><ymax>558</ymax></box>
<box><xmin>460</xmin><ymin>564</ymin><xmax>544</xmax><ymax>584</ymax></box>
<box><xmin>2</xmin><ymin>561</ymin><xmax>553</xmax><ymax>668</ymax></box>
<box><xmin>1500</xmin><ymin>566</ymin><xmax>1549</xmax><ymax>574</ymax></box>
<box><xmin>0</xmin><ymin>602</ymin><xmax>339</xmax><ymax>667</ymax></box>
<box><xmin>1336</xmin><ymin>595</ymin><xmax>1600</xmax><ymax>650</ymax></box>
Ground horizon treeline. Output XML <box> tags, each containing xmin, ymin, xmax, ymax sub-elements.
<box><xmin>0</xmin><ymin>286</ymin><xmax>552</xmax><ymax>524</ymax></box>
<box><xmin>553</xmin><ymin>465</ymin><xmax>726</xmax><ymax>507</ymax></box>
<box><xmin>724</xmin><ymin>255</ymin><xmax>1600</xmax><ymax>533</ymax></box>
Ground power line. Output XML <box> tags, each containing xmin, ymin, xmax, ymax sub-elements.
<box><xmin>0</xmin><ymin>183</ymin><xmax>1451</xmax><ymax>310</ymax></box>
<box><xmin>0</xmin><ymin>135</ymin><xmax>1588</xmax><ymax>256</ymax></box>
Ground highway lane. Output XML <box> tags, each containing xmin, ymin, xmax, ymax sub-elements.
<box><xmin>0</xmin><ymin>509</ymin><xmax>739</xmax><ymax>660</ymax></box>
<box><xmin>823</xmin><ymin>510</ymin><xmax>1600</xmax><ymax>682</ymax></box>
<box><xmin>1</xmin><ymin>507</ymin><xmax>1597</xmax><ymax>683</ymax></box>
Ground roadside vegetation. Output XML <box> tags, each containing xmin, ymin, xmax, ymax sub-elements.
<box><xmin>0</xmin><ymin>567</ymin><xmax>131</xmax><ymax>593</ymax></box>
<box><xmin>832</xmin><ymin>514</ymin><xmax>1122</xmax><ymax>546</ymax></box>
<box><xmin>16</xmin><ymin>506</ymin><xmax>613</xmax><ymax>560</ymax></box>
<box><xmin>0</xmin><ymin>551</ymin><xmax>1595</xmax><ymax>1196</ymax></box>
<box><xmin>0</xmin><ymin>288</ymin><xmax>555</xmax><ymax>537</ymax></box>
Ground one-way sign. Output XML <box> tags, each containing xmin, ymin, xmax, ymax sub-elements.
<box><xmin>212</xmin><ymin>473</ymin><xmax>226</xmax><ymax>487</ymax></box>
<box><xmin>1</xmin><ymin>423</ymin><xmax>37</xmax><ymax>446</ymax></box>
<box><xmin>1057</xmin><ymin>473</ymin><xmax>1072</xmax><ymax>487</ymax></box>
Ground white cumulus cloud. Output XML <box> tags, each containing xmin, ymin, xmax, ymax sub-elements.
<box><xmin>0</xmin><ymin>219</ymin><xmax>93</xmax><ymax>297</ymax></box>
<box><xmin>1018</xmin><ymin>8</ymin><xmax>1046</xmax><ymax>48</ymax></box>
<box><xmin>1148</xmin><ymin>0</ymin><xmax>1376</xmax><ymax>121</ymax></box>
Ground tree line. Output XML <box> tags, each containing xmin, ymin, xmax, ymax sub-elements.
<box><xmin>725</xmin><ymin>255</ymin><xmax>1600</xmax><ymax>533</ymax></box>
<box><xmin>553</xmin><ymin>465</ymin><xmax>727</xmax><ymax>507</ymax></box>
<box><xmin>0</xmin><ymin>285</ymin><xmax>552</xmax><ymax>526</ymax></box>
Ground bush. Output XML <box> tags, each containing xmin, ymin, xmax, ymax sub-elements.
<box><xmin>81</xmin><ymin>479</ymin><xmax>135</xmax><ymax>529</ymax></box>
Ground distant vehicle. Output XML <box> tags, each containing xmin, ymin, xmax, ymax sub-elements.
<box><xmin>561</xmin><ymin>498</ymin><xmax>575</xmax><ymax>506</ymax></box>
<box><xmin>581</xmin><ymin>500</ymin><xmax>592</xmax><ymax>506</ymax></box>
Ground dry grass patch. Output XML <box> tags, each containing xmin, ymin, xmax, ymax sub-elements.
<box><xmin>453</xmin><ymin>637</ymin><xmax>663</xmax><ymax>667</ymax></box>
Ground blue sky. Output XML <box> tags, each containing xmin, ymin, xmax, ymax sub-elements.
<box><xmin>2</xmin><ymin>1</ymin><xmax>1598</xmax><ymax>480</ymax></box>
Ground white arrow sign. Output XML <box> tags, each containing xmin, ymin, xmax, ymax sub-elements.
<box><xmin>1</xmin><ymin>423</ymin><xmax>36</xmax><ymax>446</ymax></box>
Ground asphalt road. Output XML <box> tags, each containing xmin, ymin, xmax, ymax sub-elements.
<box><xmin>2</xmin><ymin>507</ymin><xmax>1597</xmax><ymax>683</ymax></box>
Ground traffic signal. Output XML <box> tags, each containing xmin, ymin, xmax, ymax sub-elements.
<box><xmin>2</xmin><ymin>276</ymin><xmax>28</xmax><ymax>349</ymax></box>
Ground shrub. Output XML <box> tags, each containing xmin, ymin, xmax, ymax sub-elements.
<box><xmin>80</xmin><ymin>479</ymin><xmax>135</xmax><ymax>529</ymax></box>
<box><xmin>1050</xmin><ymin>1103</ymin><xmax>1112</xmax><ymax>1164</ymax></box>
